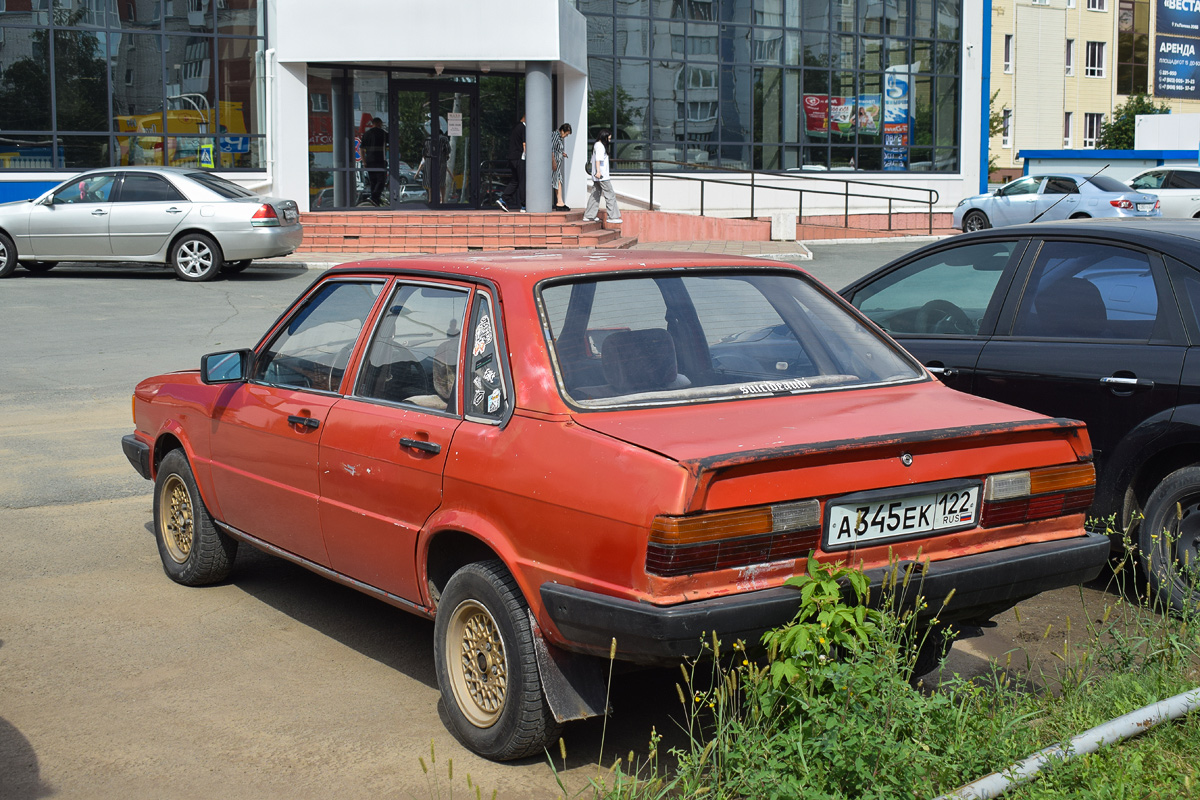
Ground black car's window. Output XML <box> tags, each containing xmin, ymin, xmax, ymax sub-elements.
<box><xmin>253</xmin><ymin>281</ymin><xmax>383</xmax><ymax>392</ymax></box>
<box><xmin>851</xmin><ymin>241</ymin><xmax>1017</xmax><ymax>336</ymax></box>
<box><xmin>1131</xmin><ymin>170</ymin><xmax>1167</xmax><ymax>190</ymax></box>
<box><xmin>465</xmin><ymin>292</ymin><xmax>509</xmax><ymax>422</ymax></box>
<box><xmin>184</xmin><ymin>171</ymin><xmax>256</xmax><ymax>198</ymax></box>
<box><xmin>51</xmin><ymin>173</ymin><xmax>117</xmax><ymax>204</ymax></box>
<box><xmin>540</xmin><ymin>271</ymin><xmax>921</xmax><ymax>409</ymax></box>
<box><xmin>1011</xmin><ymin>242</ymin><xmax>1158</xmax><ymax>341</ymax></box>
<box><xmin>356</xmin><ymin>283</ymin><xmax>468</xmax><ymax>413</ymax></box>
<box><xmin>1165</xmin><ymin>256</ymin><xmax>1200</xmax><ymax>344</ymax></box>
<box><xmin>1043</xmin><ymin>177</ymin><xmax>1079</xmax><ymax>195</ymax></box>
<box><xmin>119</xmin><ymin>174</ymin><xmax>186</xmax><ymax>202</ymax></box>
<box><xmin>1002</xmin><ymin>176</ymin><xmax>1042</xmax><ymax>196</ymax></box>
<box><xmin>1167</xmin><ymin>171</ymin><xmax>1200</xmax><ymax>189</ymax></box>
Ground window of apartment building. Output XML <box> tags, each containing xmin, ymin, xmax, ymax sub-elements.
<box><xmin>1117</xmin><ymin>0</ymin><xmax>1150</xmax><ymax>94</ymax></box>
<box><xmin>1002</xmin><ymin>109</ymin><xmax>1012</xmax><ymax>148</ymax></box>
<box><xmin>1064</xmin><ymin>112</ymin><xmax>1073</xmax><ymax>148</ymax></box>
<box><xmin>1004</xmin><ymin>34</ymin><xmax>1013</xmax><ymax>72</ymax></box>
<box><xmin>1087</xmin><ymin>0</ymin><xmax>1107</xmax><ymax>10</ymax></box>
<box><xmin>1084</xmin><ymin>113</ymin><xmax>1104</xmax><ymax>148</ymax></box>
<box><xmin>1068</xmin><ymin>0</ymin><xmax>1076</xmax><ymax>6</ymax></box>
<box><xmin>1085</xmin><ymin>41</ymin><xmax>1106</xmax><ymax>77</ymax></box>
<box><xmin>1066</xmin><ymin>40</ymin><xmax>1075</xmax><ymax>76</ymax></box>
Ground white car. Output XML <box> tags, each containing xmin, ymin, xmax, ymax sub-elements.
<box><xmin>953</xmin><ymin>174</ymin><xmax>1160</xmax><ymax>232</ymax></box>
<box><xmin>1128</xmin><ymin>167</ymin><xmax>1200</xmax><ymax>218</ymax></box>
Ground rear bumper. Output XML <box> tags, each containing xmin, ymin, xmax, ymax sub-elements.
<box><xmin>541</xmin><ymin>532</ymin><xmax>1111</xmax><ymax>664</ymax></box>
<box><xmin>219</xmin><ymin>224</ymin><xmax>303</xmax><ymax>260</ymax></box>
<box><xmin>122</xmin><ymin>433</ymin><xmax>151</xmax><ymax>480</ymax></box>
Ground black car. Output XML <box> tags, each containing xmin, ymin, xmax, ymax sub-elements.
<box><xmin>840</xmin><ymin>218</ymin><xmax>1200</xmax><ymax>611</ymax></box>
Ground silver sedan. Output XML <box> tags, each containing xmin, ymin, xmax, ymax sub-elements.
<box><xmin>953</xmin><ymin>174</ymin><xmax>1161</xmax><ymax>232</ymax></box>
<box><xmin>0</xmin><ymin>166</ymin><xmax>303</xmax><ymax>281</ymax></box>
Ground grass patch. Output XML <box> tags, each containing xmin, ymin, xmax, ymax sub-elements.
<box><xmin>562</xmin><ymin>545</ymin><xmax>1200</xmax><ymax>799</ymax></box>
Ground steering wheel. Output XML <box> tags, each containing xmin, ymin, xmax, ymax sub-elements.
<box><xmin>914</xmin><ymin>299</ymin><xmax>975</xmax><ymax>335</ymax></box>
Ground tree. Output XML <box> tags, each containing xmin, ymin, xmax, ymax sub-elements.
<box><xmin>1097</xmin><ymin>93</ymin><xmax>1171</xmax><ymax>150</ymax></box>
<box><xmin>987</xmin><ymin>90</ymin><xmax>1006</xmax><ymax>175</ymax></box>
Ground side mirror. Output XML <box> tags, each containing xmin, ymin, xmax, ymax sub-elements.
<box><xmin>993</xmin><ymin>187</ymin><xmax>1003</xmax><ymax>196</ymax></box>
<box><xmin>201</xmin><ymin>349</ymin><xmax>252</xmax><ymax>384</ymax></box>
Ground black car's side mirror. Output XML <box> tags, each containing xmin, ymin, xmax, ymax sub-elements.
<box><xmin>201</xmin><ymin>349</ymin><xmax>252</xmax><ymax>384</ymax></box>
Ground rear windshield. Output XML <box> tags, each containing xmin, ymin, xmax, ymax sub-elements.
<box><xmin>184</xmin><ymin>171</ymin><xmax>256</xmax><ymax>198</ymax></box>
<box><xmin>539</xmin><ymin>270</ymin><xmax>923</xmax><ymax>409</ymax></box>
<box><xmin>1086</xmin><ymin>175</ymin><xmax>1133</xmax><ymax>193</ymax></box>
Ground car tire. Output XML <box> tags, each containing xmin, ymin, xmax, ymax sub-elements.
<box><xmin>21</xmin><ymin>261</ymin><xmax>57</xmax><ymax>274</ymax></box>
<box><xmin>0</xmin><ymin>231</ymin><xmax>18</xmax><ymax>278</ymax></box>
<box><xmin>224</xmin><ymin>259</ymin><xmax>252</xmax><ymax>274</ymax></box>
<box><xmin>170</xmin><ymin>233</ymin><xmax>223</xmax><ymax>282</ymax></box>
<box><xmin>962</xmin><ymin>210</ymin><xmax>990</xmax><ymax>232</ymax></box>
<box><xmin>433</xmin><ymin>560</ymin><xmax>561</xmax><ymax>760</ymax></box>
<box><xmin>1138</xmin><ymin>465</ymin><xmax>1200</xmax><ymax>613</ymax></box>
<box><xmin>153</xmin><ymin>448</ymin><xmax>237</xmax><ymax>586</ymax></box>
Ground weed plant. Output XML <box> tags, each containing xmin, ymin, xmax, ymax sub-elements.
<box><xmin>571</xmin><ymin>532</ymin><xmax>1200</xmax><ymax>800</ymax></box>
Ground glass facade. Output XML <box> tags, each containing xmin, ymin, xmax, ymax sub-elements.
<box><xmin>578</xmin><ymin>0</ymin><xmax>963</xmax><ymax>172</ymax></box>
<box><xmin>0</xmin><ymin>0</ymin><xmax>265</xmax><ymax>170</ymax></box>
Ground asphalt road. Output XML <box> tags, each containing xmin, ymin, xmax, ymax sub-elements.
<box><xmin>0</xmin><ymin>244</ymin><xmax>1121</xmax><ymax>799</ymax></box>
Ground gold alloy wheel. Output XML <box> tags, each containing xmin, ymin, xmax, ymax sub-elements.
<box><xmin>159</xmin><ymin>474</ymin><xmax>194</xmax><ymax>564</ymax></box>
<box><xmin>446</xmin><ymin>599</ymin><xmax>508</xmax><ymax>728</ymax></box>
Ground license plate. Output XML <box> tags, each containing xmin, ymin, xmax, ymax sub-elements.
<box><xmin>283</xmin><ymin>208</ymin><xmax>298</xmax><ymax>223</ymax></box>
<box><xmin>1137</xmin><ymin>203</ymin><xmax>1154</xmax><ymax>212</ymax></box>
<box><xmin>826</xmin><ymin>485</ymin><xmax>980</xmax><ymax>548</ymax></box>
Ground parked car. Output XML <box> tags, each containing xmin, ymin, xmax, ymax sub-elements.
<box><xmin>840</xmin><ymin>218</ymin><xmax>1200</xmax><ymax>612</ymax></box>
<box><xmin>0</xmin><ymin>166</ymin><xmax>302</xmax><ymax>281</ymax></box>
<box><xmin>953</xmin><ymin>174</ymin><xmax>1160</xmax><ymax>232</ymax></box>
<box><xmin>122</xmin><ymin>251</ymin><xmax>1107</xmax><ymax>759</ymax></box>
<box><xmin>1128</xmin><ymin>167</ymin><xmax>1200</xmax><ymax>218</ymax></box>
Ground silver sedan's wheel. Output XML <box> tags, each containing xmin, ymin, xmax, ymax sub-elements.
<box><xmin>962</xmin><ymin>210</ymin><xmax>990</xmax><ymax>233</ymax></box>
<box><xmin>170</xmin><ymin>233</ymin><xmax>223</xmax><ymax>282</ymax></box>
<box><xmin>0</xmin><ymin>232</ymin><xmax>18</xmax><ymax>278</ymax></box>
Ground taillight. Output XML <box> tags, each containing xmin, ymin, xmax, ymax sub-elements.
<box><xmin>1110</xmin><ymin>199</ymin><xmax>1134</xmax><ymax>209</ymax></box>
<box><xmin>980</xmin><ymin>463</ymin><xmax>1094</xmax><ymax>528</ymax></box>
<box><xmin>647</xmin><ymin>500</ymin><xmax>820</xmax><ymax>576</ymax></box>
<box><xmin>251</xmin><ymin>203</ymin><xmax>280</xmax><ymax>227</ymax></box>
<box><xmin>1155</xmin><ymin>199</ymin><xmax>1161</xmax><ymax>210</ymax></box>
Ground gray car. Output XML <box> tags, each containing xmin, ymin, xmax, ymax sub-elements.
<box><xmin>953</xmin><ymin>174</ymin><xmax>1161</xmax><ymax>232</ymax></box>
<box><xmin>0</xmin><ymin>166</ymin><xmax>303</xmax><ymax>282</ymax></box>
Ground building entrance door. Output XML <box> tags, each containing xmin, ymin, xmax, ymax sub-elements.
<box><xmin>392</xmin><ymin>81</ymin><xmax>477</xmax><ymax>208</ymax></box>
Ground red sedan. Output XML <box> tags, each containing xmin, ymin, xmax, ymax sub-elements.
<box><xmin>122</xmin><ymin>250</ymin><xmax>1108</xmax><ymax>760</ymax></box>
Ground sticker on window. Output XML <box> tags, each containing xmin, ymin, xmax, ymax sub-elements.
<box><xmin>473</xmin><ymin>314</ymin><xmax>494</xmax><ymax>356</ymax></box>
<box><xmin>487</xmin><ymin>389</ymin><xmax>501</xmax><ymax>413</ymax></box>
<box><xmin>739</xmin><ymin>378</ymin><xmax>812</xmax><ymax>395</ymax></box>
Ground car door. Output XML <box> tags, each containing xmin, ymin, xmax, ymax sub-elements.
<box><xmin>1034</xmin><ymin>176</ymin><xmax>1081</xmax><ymax>221</ymax></box>
<box><xmin>1163</xmin><ymin>170</ymin><xmax>1200</xmax><ymax>218</ymax></box>
<box><xmin>317</xmin><ymin>280</ymin><xmax>470</xmax><ymax>600</ymax></box>
<box><xmin>843</xmin><ymin>237</ymin><xmax>1027</xmax><ymax>392</ymax></box>
<box><xmin>207</xmin><ymin>279</ymin><xmax>386</xmax><ymax>565</ymax></box>
<box><xmin>973</xmin><ymin>238</ymin><xmax>1187</xmax><ymax>473</ymax></box>
<box><xmin>26</xmin><ymin>172</ymin><xmax>119</xmax><ymax>258</ymax></box>
<box><xmin>108</xmin><ymin>172</ymin><xmax>193</xmax><ymax>256</ymax></box>
<box><xmin>990</xmin><ymin>176</ymin><xmax>1044</xmax><ymax>227</ymax></box>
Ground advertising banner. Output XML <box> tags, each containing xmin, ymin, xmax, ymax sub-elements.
<box><xmin>829</xmin><ymin>96</ymin><xmax>855</xmax><ymax>134</ymax></box>
<box><xmin>1155</xmin><ymin>34</ymin><xmax>1200</xmax><ymax>97</ymax></box>
<box><xmin>857</xmin><ymin>93</ymin><xmax>882</xmax><ymax>135</ymax></box>
<box><xmin>803</xmin><ymin>94</ymin><xmax>829</xmax><ymax>134</ymax></box>
<box><xmin>1157</xmin><ymin>0</ymin><xmax>1200</xmax><ymax>37</ymax></box>
<box><xmin>883</xmin><ymin>63</ymin><xmax>918</xmax><ymax>171</ymax></box>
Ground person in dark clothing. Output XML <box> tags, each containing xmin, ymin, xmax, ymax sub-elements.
<box><xmin>361</xmin><ymin>117</ymin><xmax>388</xmax><ymax>206</ymax></box>
<box><xmin>498</xmin><ymin>114</ymin><xmax>525</xmax><ymax>212</ymax></box>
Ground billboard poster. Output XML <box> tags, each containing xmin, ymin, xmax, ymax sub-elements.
<box><xmin>803</xmin><ymin>94</ymin><xmax>829</xmax><ymax>134</ymax></box>
<box><xmin>883</xmin><ymin>63</ymin><xmax>918</xmax><ymax>171</ymax></box>
<box><xmin>1157</xmin><ymin>0</ymin><xmax>1200</xmax><ymax>37</ymax></box>
<box><xmin>1155</xmin><ymin>35</ymin><xmax>1200</xmax><ymax>97</ymax></box>
<box><xmin>857</xmin><ymin>94</ymin><xmax>882</xmax><ymax>135</ymax></box>
<box><xmin>829</xmin><ymin>96</ymin><xmax>855</xmax><ymax>134</ymax></box>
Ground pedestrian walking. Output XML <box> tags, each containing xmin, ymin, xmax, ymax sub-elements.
<box><xmin>551</xmin><ymin>122</ymin><xmax>572</xmax><ymax>210</ymax></box>
<box><xmin>498</xmin><ymin>113</ymin><xmax>526</xmax><ymax>212</ymax></box>
<box><xmin>583</xmin><ymin>129</ymin><xmax>620</xmax><ymax>224</ymax></box>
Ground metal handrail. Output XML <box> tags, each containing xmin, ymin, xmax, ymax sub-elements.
<box><xmin>613</xmin><ymin>158</ymin><xmax>941</xmax><ymax>235</ymax></box>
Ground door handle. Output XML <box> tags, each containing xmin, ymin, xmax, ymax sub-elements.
<box><xmin>287</xmin><ymin>414</ymin><xmax>320</xmax><ymax>429</ymax></box>
<box><xmin>926</xmin><ymin>365</ymin><xmax>958</xmax><ymax>378</ymax></box>
<box><xmin>166</xmin><ymin>207</ymin><xmax>185</xmax><ymax>214</ymax></box>
<box><xmin>400</xmin><ymin>437</ymin><xmax>441</xmax><ymax>454</ymax></box>
<box><xmin>1100</xmin><ymin>376</ymin><xmax>1154</xmax><ymax>389</ymax></box>
<box><xmin>91</xmin><ymin>209</ymin><xmax>108</xmax><ymax>216</ymax></box>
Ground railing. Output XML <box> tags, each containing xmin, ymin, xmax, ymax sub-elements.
<box><xmin>613</xmin><ymin>159</ymin><xmax>942</xmax><ymax>235</ymax></box>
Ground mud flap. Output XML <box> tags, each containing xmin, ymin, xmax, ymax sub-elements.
<box><xmin>529</xmin><ymin>610</ymin><xmax>609</xmax><ymax>723</ymax></box>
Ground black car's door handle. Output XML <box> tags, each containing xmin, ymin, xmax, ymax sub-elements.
<box><xmin>1100</xmin><ymin>376</ymin><xmax>1154</xmax><ymax>389</ymax></box>
<box><xmin>287</xmin><ymin>414</ymin><xmax>320</xmax><ymax>429</ymax></box>
<box><xmin>926</xmin><ymin>364</ymin><xmax>958</xmax><ymax>378</ymax></box>
<box><xmin>400</xmin><ymin>437</ymin><xmax>441</xmax><ymax>454</ymax></box>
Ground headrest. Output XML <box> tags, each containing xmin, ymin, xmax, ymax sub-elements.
<box><xmin>602</xmin><ymin>329</ymin><xmax>678</xmax><ymax>393</ymax></box>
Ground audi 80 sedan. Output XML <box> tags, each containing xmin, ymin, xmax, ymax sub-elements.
<box><xmin>0</xmin><ymin>166</ymin><xmax>302</xmax><ymax>281</ymax></box>
<box><xmin>121</xmin><ymin>251</ymin><xmax>1108</xmax><ymax>760</ymax></box>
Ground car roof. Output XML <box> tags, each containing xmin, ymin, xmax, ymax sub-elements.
<box><xmin>324</xmin><ymin>249</ymin><xmax>806</xmax><ymax>284</ymax></box>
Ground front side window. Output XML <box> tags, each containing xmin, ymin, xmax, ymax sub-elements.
<box><xmin>852</xmin><ymin>241</ymin><xmax>1018</xmax><ymax>335</ymax></box>
<box><xmin>540</xmin><ymin>270</ymin><xmax>921</xmax><ymax>409</ymax></box>
<box><xmin>1002</xmin><ymin>176</ymin><xmax>1041</xmax><ymax>196</ymax></box>
<box><xmin>1011</xmin><ymin>242</ymin><xmax>1159</xmax><ymax>341</ymax></box>
<box><xmin>51</xmin><ymin>172</ymin><xmax>117</xmax><ymax>204</ymax></box>
<box><xmin>1130</xmin><ymin>169</ymin><xmax>1167</xmax><ymax>190</ymax></box>
<box><xmin>253</xmin><ymin>281</ymin><xmax>383</xmax><ymax>392</ymax></box>
<box><xmin>356</xmin><ymin>283</ymin><xmax>469</xmax><ymax>412</ymax></box>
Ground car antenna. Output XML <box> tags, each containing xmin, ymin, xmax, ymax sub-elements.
<box><xmin>1029</xmin><ymin>164</ymin><xmax>1109</xmax><ymax>224</ymax></box>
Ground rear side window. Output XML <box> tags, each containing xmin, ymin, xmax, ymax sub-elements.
<box><xmin>1167</xmin><ymin>171</ymin><xmax>1200</xmax><ymax>189</ymax></box>
<box><xmin>184</xmin><ymin>171</ymin><xmax>256</xmax><ymax>198</ymax></box>
<box><xmin>851</xmin><ymin>241</ymin><xmax>1017</xmax><ymax>335</ymax></box>
<box><xmin>1043</xmin><ymin>178</ymin><xmax>1079</xmax><ymax>195</ymax></box>
<box><xmin>119</xmin><ymin>174</ymin><xmax>186</xmax><ymax>202</ymax></box>
<box><xmin>540</xmin><ymin>270</ymin><xmax>921</xmax><ymax>408</ymax></box>
<box><xmin>1011</xmin><ymin>242</ymin><xmax>1158</xmax><ymax>341</ymax></box>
